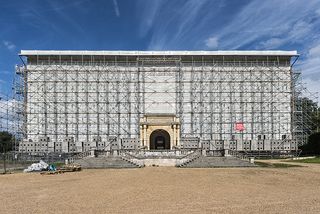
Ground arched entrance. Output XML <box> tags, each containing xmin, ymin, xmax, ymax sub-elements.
<box><xmin>149</xmin><ymin>129</ymin><xmax>170</xmax><ymax>150</ymax></box>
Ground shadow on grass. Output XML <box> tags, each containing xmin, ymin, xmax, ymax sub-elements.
<box><xmin>255</xmin><ymin>161</ymin><xmax>303</xmax><ymax>168</ymax></box>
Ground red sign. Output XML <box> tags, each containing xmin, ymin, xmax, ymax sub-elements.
<box><xmin>235</xmin><ymin>122</ymin><xmax>244</xmax><ymax>131</ymax></box>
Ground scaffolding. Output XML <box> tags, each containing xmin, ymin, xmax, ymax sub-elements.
<box><xmin>292</xmin><ymin>71</ymin><xmax>319</xmax><ymax>145</ymax></box>
<box><xmin>10</xmin><ymin>50</ymin><xmax>313</xmax><ymax>154</ymax></box>
<box><xmin>0</xmin><ymin>93</ymin><xmax>14</xmax><ymax>135</ymax></box>
<box><xmin>0</xmin><ymin>91</ymin><xmax>22</xmax><ymax>152</ymax></box>
<box><xmin>0</xmin><ymin>65</ymin><xmax>24</xmax><ymax>152</ymax></box>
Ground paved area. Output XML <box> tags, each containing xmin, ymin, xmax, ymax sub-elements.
<box><xmin>1</xmin><ymin>163</ymin><xmax>320</xmax><ymax>214</ymax></box>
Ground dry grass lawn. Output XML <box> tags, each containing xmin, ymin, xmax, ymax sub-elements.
<box><xmin>1</xmin><ymin>161</ymin><xmax>320</xmax><ymax>214</ymax></box>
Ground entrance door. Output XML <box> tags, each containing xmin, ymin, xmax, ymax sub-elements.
<box><xmin>150</xmin><ymin>129</ymin><xmax>170</xmax><ymax>150</ymax></box>
<box><xmin>155</xmin><ymin>136</ymin><xmax>165</xmax><ymax>149</ymax></box>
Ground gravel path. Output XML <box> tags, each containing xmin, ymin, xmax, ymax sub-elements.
<box><xmin>1</xmin><ymin>164</ymin><xmax>320</xmax><ymax>214</ymax></box>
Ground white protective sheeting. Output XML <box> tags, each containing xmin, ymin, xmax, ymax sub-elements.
<box><xmin>23</xmin><ymin>160</ymin><xmax>49</xmax><ymax>172</ymax></box>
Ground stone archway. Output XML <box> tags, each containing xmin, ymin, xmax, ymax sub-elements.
<box><xmin>140</xmin><ymin>114</ymin><xmax>180</xmax><ymax>150</ymax></box>
<box><xmin>149</xmin><ymin>129</ymin><xmax>170</xmax><ymax>150</ymax></box>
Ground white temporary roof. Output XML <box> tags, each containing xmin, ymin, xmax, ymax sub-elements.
<box><xmin>20</xmin><ymin>50</ymin><xmax>298</xmax><ymax>56</ymax></box>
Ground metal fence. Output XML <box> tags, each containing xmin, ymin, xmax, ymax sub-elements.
<box><xmin>0</xmin><ymin>152</ymin><xmax>71</xmax><ymax>173</ymax></box>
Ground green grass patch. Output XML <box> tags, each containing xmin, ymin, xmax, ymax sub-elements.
<box><xmin>254</xmin><ymin>161</ymin><xmax>271</xmax><ymax>167</ymax></box>
<box><xmin>287</xmin><ymin>157</ymin><xmax>320</xmax><ymax>164</ymax></box>
<box><xmin>255</xmin><ymin>161</ymin><xmax>302</xmax><ymax>168</ymax></box>
<box><xmin>272</xmin><ymin>163</ymin><xmax>302</xmax><ymax>168</ymax></box>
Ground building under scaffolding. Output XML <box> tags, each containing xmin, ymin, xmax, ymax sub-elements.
<box><xmin>15</xmin><ymin>50</ymin><xmax>303</xmax><ymax>155</ymax></box>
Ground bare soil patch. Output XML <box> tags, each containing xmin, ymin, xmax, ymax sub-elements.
<box><xmin>1</xmin><ymin>164</ymin><xmax>320</xmax><ymax>214</ymax></box>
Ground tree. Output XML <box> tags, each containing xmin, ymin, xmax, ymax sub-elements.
<box><xmin>300</xmin><ymin>133</ymin><xmax>320</xmax><ymax>155</ymax></box>
<box><xmin>297</xmin><ymin>97</ymin><xmax>320</xmax><ymax>155</ymax></box>
<box><xmin>0</xmin><ymin>131</ymin><xmax>14</xmax><ymax>153</ymax></box>
<box><xmin>0</xmin><ymin>131</ymin><xmax>14</xmax><ymax>174</ymax></box>
<box><xmin>296</xmin><ymin>97</ymin><xmax>319</xmax><ymax>133</ymax></box>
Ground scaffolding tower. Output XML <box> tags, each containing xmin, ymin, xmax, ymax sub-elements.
<box><xmin>10</xmin><ymin>50</ymin><xmax>313</xmax><ymax>154</ymax></box>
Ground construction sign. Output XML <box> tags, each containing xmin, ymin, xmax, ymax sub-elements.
<box><xmin>235</xmin><ymin>122</ymin><xmax>244</xmax><ymax>131</ymax></box>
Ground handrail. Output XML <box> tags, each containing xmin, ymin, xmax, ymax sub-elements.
<box><xmin>229</xmin><ymin>149</ymin><xmax>249</xmax><ymax>161</ymax></box>
<box><xmin>125</xmin><ymin>149</ymin><xmax>194</xmax><ymax>159</ymax></box>
<box><xmin>69</xmin><ymin>150</ymin><xmax>92</xmax><ymax>163</ymax></box>
<box><xmin>176</xmin><ymin>149</ymin><xmax>202</xmax><ymax>167</ymax></box>
<box><xmin>231</xmin><ymin>149</ymin><xmax>301</xmax><ymax>159</ymax></box>
<box><xmin>101</xmin><ymin>137</ymin><xmax>118</xmax><ymax>151</ymax></box>
<box><xmin>120</xmin><ymin>151</ymin><xmax>144</xmax><ymax>167</ymax></box>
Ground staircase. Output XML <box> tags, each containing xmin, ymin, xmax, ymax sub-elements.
<box><xmin>71</xmin><ymin>148</ymin><xmax>255</xmax><ymax>168</ymax></box>
<box><xmin>178</xmin><ymin>156</ymin><xmax>255</xmax><ymax>168</ymax></box>
<box><xmin>74</xmin><ymin>156</ymin><xmax>142</xmax><ymax>169</ymax></box>
<box><xmin>175</xmin><ymin>150</ymin><xmax>202</xmax><ymax>167</ymax></box>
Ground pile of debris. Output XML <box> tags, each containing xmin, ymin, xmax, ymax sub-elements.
<box><xmin>23</xmin><ymin>160</ymin><xmax>49</xmax><ymax>173</ymax></box>
<box><xmin>23</xmin><ymin>160</ymin><xmax>81</xmax><ymax>175</ymax></box>
<box><xmin>40</xmin><ymin>164</ymin><xmax>81</xmax><ymax>175</ymax></box>
<box><xmin>60</xmin><ymin>164</ymin><xmax>82</xmax><ymax>172</ymax></box>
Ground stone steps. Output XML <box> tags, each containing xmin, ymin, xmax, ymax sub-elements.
<box><xmin>74</xmin><ymin>154</ymin><xmax>255</xmax><ymax>168</ymax></box>
<box><xmin>178</xmin><ymin>156</ymin><xmax>255</xmax><ymax>168</ymax></box>
<box><xmin>75</xmin><ymin>156</ymin><xmax>141</xmax><ymax>169</ymax></box>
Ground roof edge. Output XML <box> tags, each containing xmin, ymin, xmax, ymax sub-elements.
<box><xmin>20</xmin><ymin>50</ymin><xmax>299</xmax><ymax>57</ymax></box>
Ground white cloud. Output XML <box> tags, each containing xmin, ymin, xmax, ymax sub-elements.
<box><xmin>297</xmin><ymin>42</ymin><xmax>320</xmax><ymax>97</ymax></box>
<box><xmin>137</xmin><ymin>0</ymin><xmax>163</xmax><ymax>37</ymax></box>
<box><xmin>303</xmin><ymin>79</ymin><xmax>320</xmax><ymax>97</ymax></box>
<box><xmin>140</xmin><ymin>0</ymin><xmax>212</xmax><ymax>50</ymax></box>
<box><xmin>112</xmin><ymin>0</ymin><xmax>120</xmax><ymax>17</ymax></box>
<box><xmin>3</xmin><ymin>40</ymin><xmax>16</xmax><ymax>51</ymax></box>
<box><xmin>289</xmin><ymin>20</ymin><xmax>313</xmax><ymax>41</ymax></box>
<box><xmin>301</xmin><ymin>44</ymin><xmax>320</xmax><ymax>79</ymax></box>
<box><xmin>205</xmin><ymin>36</ymin><xmax>219</xmax><ymax>49</ymax></box>
<box><xmin>259</xmin><ymin>38</ymin><xmax>284</xmax><ymax>49</ymax></box>
<box><xmin>140</xmin><ymin>0</ymin><xmax>320</xmax><ymax>51</ymax></box>
<box><xmin>47</xmin><ymin>1</ymin><xmax>85</xmax><ymax>34</ymax></box>
<box><xmin>259</xmin><ymin>20</ymin><xmax>313</xmax><ymax>49</ymax></box>
<box><xmin>309</xmin><ymin>43</ymin><xmax>320</xmax><ymax>56</ymax></box>
<box><xmin>1</xmin><ymin>70</ymin><xmax>10</xmax><ymax>74</ymax></box>
<box><xmin>210</xmin><ymin>0</ymin><xmax>320</xmax><ymax>49</ymax></box>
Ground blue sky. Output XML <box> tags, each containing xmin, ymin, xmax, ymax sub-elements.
<box><xmin>0</xmin><ymin>0</ymin><xmax>320</xmax><ymax>98</ymax></box>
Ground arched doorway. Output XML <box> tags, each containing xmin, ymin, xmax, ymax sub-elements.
<box><xmin>149</xmin><ymin>129</ymin><xmax>170</xmax><ymax>150</ymax></box>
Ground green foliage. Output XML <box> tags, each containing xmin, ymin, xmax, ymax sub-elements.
<box><xmin>0</xmin><ymin>131</ymin><xmax>14</xmax><ymax>153</ymax></box>
<box><xmin>288</xmin><ymin>157</ymin><xmax>320</xmax><ymax>164</ymax></box>
<box><xmin>297</xmin><ymin>97</ymin><xmax>320</xmax><ymax>133</ymax></box>
<box><xmin>254</xmin><ymin>161</ymin><xmax>270</xmax><ymax>167</ymax></box>
<box><xmin>272</xmin><ymin>163</ymin><xmax>302</xmax><ymax>168</ymax></box>
<box><xmin>299</xmin><ymin>132</ymin><xmax>320</xmax><ymax>155</ymax></box>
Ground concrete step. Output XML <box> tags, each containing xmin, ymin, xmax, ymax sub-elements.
<box><xmin>179</xmin><ymin>156</ymin><xmax>255</xmax><ymax>168</ymax></box>
<box><xmin>74</xmin><ymin>156</ymin><xmax>140</xmax><ymax>169</ymax></box>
